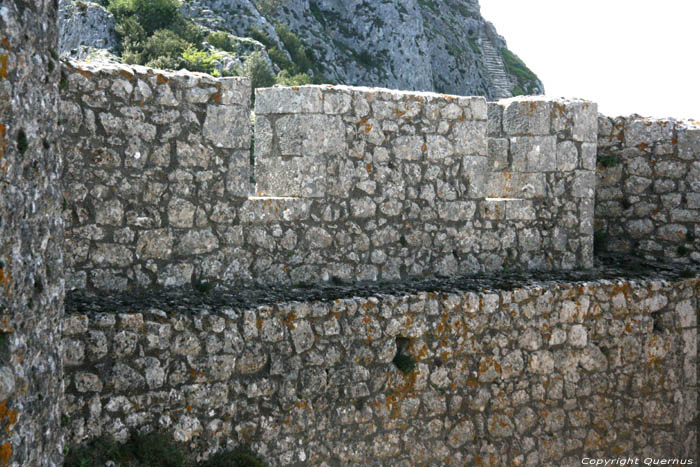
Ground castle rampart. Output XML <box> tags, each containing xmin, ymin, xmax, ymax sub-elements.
<box><xmin>60</xmin><ymin>60</ymin><xmax>600</xmax><ymax>292</ymax></box>
<box><xmin>0</xmin><ymin>42</ymin><xmax>697</xmax><ymax>464</ymax></box>
<box><xmin>62</xmin><ymin>272</ymin><xmax>698</xmax><ymax>464</ymax></box>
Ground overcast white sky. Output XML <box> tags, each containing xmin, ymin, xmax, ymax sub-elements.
<box><xmin>479</xmin><ymin>0</ymin><xmax>700</xmax><ymax>120</ymax></box>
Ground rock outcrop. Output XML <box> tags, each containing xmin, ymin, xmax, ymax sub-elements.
<box><xmin>182</xmin><ymin>0</ymin><xmax>544</xmax><ymax>98</ymax></box>
<box><xmin>58</xmin><ymin>0</ymin><xmax>543</xmax><ymax>98</ymax></box>
<box><xmin>59</xmin><ymin>0</ymin><xmax>119</xmax><ymax>59</ymax></box>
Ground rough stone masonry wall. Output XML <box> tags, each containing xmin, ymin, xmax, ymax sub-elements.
<box><xmin>597</xmin><ymin>115</ymin><xmax>700</xmax><ymax>263</ymax></box>
<box><xmin>61</xmin><ymin>65</ymin><xmax>597</xmax><ymax>291</ymax></box>
<box><xmin>0</xmin><ymin>1</ymin><xmax>65</xmax><ymax>466</ymax></box>
<box><xmin>487</xmin><ymin>98</ymin><xmax>597</xmax><ymax>269</ymax></box>
<box><xmin>254</xmin><ymin>89</ymin><xmax>595</xmax><ymax>281</ymax></box>
<box><xmin>62</xmin><ymin>276</ymin><xmax>698</xmax><ymax>465</ymax></box>
<box><xmin>60</xmin><ymin>59</ymin><xmax>251</xmax><ymax>291</ymax></box>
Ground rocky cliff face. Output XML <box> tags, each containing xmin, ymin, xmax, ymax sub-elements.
<box><xmin>59</xmin><ymin>0</ymin><xmax>544</xmax><ymax>99</ymax></box>
<box><xmin>59</xmin><ymin>0</ymin><xmax>120</xmax><ymax>61</ymax></box>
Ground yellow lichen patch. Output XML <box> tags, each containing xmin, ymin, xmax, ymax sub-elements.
<box><xmin>0</xmin><ymin>55</ymin><xmax>7</xmax><ymax>79</ymax></box>
<box><xmin>0</xmin><ymin>442</ymin><xmax>10</xmax><ymax>467</ymax></box>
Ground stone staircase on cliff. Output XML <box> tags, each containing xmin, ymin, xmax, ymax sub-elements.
<box><xmin>479</xmin><ymin>32</ymin><xmax>513</xmax><ymax>99</ymax></box>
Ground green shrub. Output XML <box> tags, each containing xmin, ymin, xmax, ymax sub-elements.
<box><xmin>65</xmin><ymin>432</ymin><xmax>185</xmax><ymax>467</ymax></box>
<box><xmin>168</xmin><ymin>16</ymin><xmax>205</xmax><ymax>45</ymax></box>
<box><xmin>267</xmin><ymin>46</ymin><xmax>294</xmax><ymax>71</ymax></box>
<box><xmin>240</xmin><ymin>51</ymin><xmax>276</xmax><ymax>90</ymax></box>
<box><xmin>142</xmin><ymin>29</ymin><xmax>188</xmax><ymax>62</ymax></box>
<box><xmin>276</xmin><ymin>69</ymin><xmax>311</xmax><ymax>86</ymax></box>
<box><xmin>108</xmin><ymin>0</ymin><xmax>180</xmax><ymax>35</ymax></box>
<box><xmin>248</xmin><ymin>26</ymin><xmax>275</xmax><ymax>49</ymax></box>
<box><xmin>597</xmin><ymin>154</ymin><xmax>620</xmax><ymax>168</ymax></box>
<box><xmin>207</xmin><ymin>31</ymin><xmax>236</xmax><ymax>53</ymax></box>
<box><xmin>274</xmin><ymin>23</ymin><xmax>312</xmax><ymax>72</ymax></box>
<box><xmin>200</xmin><ymin>446</ymin><xmax>267</xmax><ymax>467</ymax></box>
<box><xmin>393</xmin><ymin>353</ymin><xmax>416</xmax><ymax>375</ymax></box>
<box><xmin>181</xmin><ymin>46</ymin><xmax>220</xmax><ymax>75</ymax></box>
<box><xmin>144</xmin><ymin>55</ymin><xmax>182</xmax><ymax>71</ymax></box>
<box><xmin>113</xmin><ymin>15</ymin><xmax>147</xmax><ymax>54</ymax></box>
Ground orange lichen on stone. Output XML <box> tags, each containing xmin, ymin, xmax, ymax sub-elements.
<box><xmin>0</xmin><ymin>442</ymin><xmax>10</xmax><ymax>467</ymax></box>
<box><xmin>0</xmin><ymin>55</ymin><xmax>7</xmax><ymax>79</ymax></box>
<box><xmin>0</xmin><ymin>38</ymin><xmax>9</xmax><ymax>48</ymax></box>
<box><xmin>0</xmin><ymin>266</ymin><xmax>10</xmax><ymax>293</ymax></box>
<box><xmin>0</xmin><ymin>400</ymin><xmax>18</xmax><ymax>434</ymax></box>
<box><xmin>282</xmin><ymin>311</ymin><xmax>297</xmax><ymax>329</ymax></box>
<box><xmin>210</xmin><ymin>93</ymin><xmax>222</xmax><ymax>104</ymax></box>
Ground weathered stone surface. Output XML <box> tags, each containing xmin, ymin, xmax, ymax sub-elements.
<box><xmin>62</xmin><ymin>273</ymin><xmax>699</xmax><ymax>464</ymax></box>
<box><xmin>1</xmin><ymin>2</ymin><xmax>64</xmax><ymax>464</ymax></box>
<box><xmin>59</xmin><ymin>0</ymin><xmax>118</xmax><ymax>57</ymax></box>
<box><xmin>61</xmin><ymin>60</ymin><xmax>251</xmax><ymax>290</ymax></box>
<box><xmin>597</xmin><ymin>115</ymin><xmax>699</xmax><ymax>262</ymax></box>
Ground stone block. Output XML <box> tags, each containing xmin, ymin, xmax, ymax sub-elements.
<box><xmin>502</xmin><ymin>98</ymin><xmax>552</xmax><ymax>136</ymax></box>
<box><xmin>556</xmin><ymin>141</ymin><xmax>578</xmax><ymax>172</ymax></box>
<box><xmin>505</xmin><ymin>199</ymin><xmax>536</xmax><ymax>220</ymax></box>
<box><xmin>510</xmin><ymin>136</ymin><xmax>556</xmax><ymax>172</ymax></box>
<box><xmin>453</xmin><ymin>120</ymin><xmax>488</xmax><ymax>156</ymax></box>
<box><xmin>255</xmin><ymin>154</ymin><xmax>326</xmax><ymax>198</ymax></box>
<box><xmin>624</xmin><ymin>118</ymin><xmax>674</xmax><ymax>148</ymax></box>
<box><xmin>203</xmin><ymin>105</ymin><xmax>250</xmax><ymax>149</ymax></box>
<box><xmin>255</xmin><ymin>86</ymin><xmax>323</xmax><ymax>114</ymax></box>
<box><xmin>276</xmin><ymin>114</ymin><xmax>345</xmax><ymax>157</ymax></box>
<box><xmin>571</xmin><ymin>101</ymin><xmax>597</xmax><ymax>142</ymax></box>
<box><xmin>572</xmin><ymin>170</ymin><xmax>595</xmax><ymax>198</ymax></box>
<box><xmin>487</xmin><ymin>102</ymin><xmax>503</xmax><ymax>136</ymax></box>
<box><xmin>678</xmin><ymin>126</ymin><xmax>700</xmax><ymax>160</ymax></box>
<box><xmin>488</xmin><ymin>138</ymin><xmax>509</xmax><ymax>171</ymax></box>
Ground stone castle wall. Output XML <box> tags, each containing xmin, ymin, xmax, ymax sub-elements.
<box><xmin>60</xmin><ymin>60</ymin><xmax>599</xmax><ymax>292</ymax></box>
<box><xmin>596</xmin><ymin>115</ymin><xmax>700</xmax><ymax>262</ymax></box>
<box><xmin>59</xmin><ymin>60</ymin><xmax>251</xmax><ymax>291</ymax></box>
<box><xmin>62</xmin><ymin>275</ymin><xmax>698</xmax><ymax>464</ymax></box>
<box><xmin>0</xmin><ymin>2</ymin><xmax>64</xmax><ymax>465</ymax></box>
